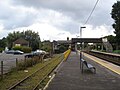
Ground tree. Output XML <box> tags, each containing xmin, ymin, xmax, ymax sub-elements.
<box><xmin>0</xmin><ymin>37</ymin><xmax>7</xmax><ymax>48</ymax></box>
<box><xmin>41</xmin><ymin>40</ymin><xmax>52</xmax><ymax>52</ymax></box>
<box><xmin>7</xmin><ymin>30</ymin><xmax>41</xmax><ymax>50</ymax></box>
<box><xmin>103</xmin><ymin>35</ymin><xmax>116</xmax><ymax>50</ymax></box>
<box><xmin>111</xmin><ymin>1</ymin><xmax>120</xmax><ymax>47</ymax></box>
<box><xmin>7</xmin><ymin>31</ymin><xmax>22</xmax><ymax>49</ymax></box>
<box><xmin>59</xmin><ymin>45</ymin><xmax>66</xmax><ymax>53</ymax></box>
<box><xmin>22</xmin><ymin>30</ymin><xmax>41</xmax><ymax>51</ymax></box>
<box><xmin>103</xmin><ymin>35</ymin><xmax>115</xmax><ymax>43</ymax></box>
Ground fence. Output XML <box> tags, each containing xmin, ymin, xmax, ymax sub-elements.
<box><xmin>0</xmin><ymin>54</ymin><xmax>48</xmax><ymax>79</ymax></box>
<box><xmin>0</xmin><ymin>58</ymin><xmax>23</xmax><ymax>79</ymax></box>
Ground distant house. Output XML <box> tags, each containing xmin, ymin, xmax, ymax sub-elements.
<box><xmin>52</xmin><ymin>38</ymin><xmax>71</xmax><ymax>53</ymax></box>
<box><xmin>13</xmin><ymin>38</ymin><xmax>29</xmax><ymax>47</ymax></box>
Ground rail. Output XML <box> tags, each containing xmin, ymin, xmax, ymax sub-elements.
<box><xmin>84</xmin><ymin>50</ymin><xmax>120</xmax><ymax>66</ymax></box>
<box><xmin>8</xmin><ymin>55</ymin><xmax>63</xmax><ymax>90</ymax></box>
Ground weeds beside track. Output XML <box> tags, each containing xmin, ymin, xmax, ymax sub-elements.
<box><xmin>6</xmin><ymin>54</ymin><xmax>63</xmax><ymax>90</ymax></box>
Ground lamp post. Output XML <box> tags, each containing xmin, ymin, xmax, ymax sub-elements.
<box><xmin>80</xmin><ymin>26</ymin><xmax>86</xmax><ymax>70</ymax></box>
<box><xmin>80</xmin><ymin>27</ymin><xmax>86</xmax><ymax>38</ymax></box>
<box><xmin>80</xmin><ymin>26</ymin><xmax>86</xmax><ymax>50</ymax></box>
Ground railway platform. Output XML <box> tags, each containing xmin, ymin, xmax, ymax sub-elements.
<box><xmin>46</xmin><ymin>51</ymin><xmax>120</xmax><ymax>90</ymax></box>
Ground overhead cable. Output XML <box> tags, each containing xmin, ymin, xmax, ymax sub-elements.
<box><xmin>84</xmin><ymin>0</ymin><xmax>100</xmax><ymax>25</ymax></box>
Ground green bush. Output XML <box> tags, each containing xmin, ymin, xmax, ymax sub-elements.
<box><xmin>59</xmin><ymin>45</ymin><xmax>67</xmax><ymax>53</ymax></box>
<box><xmin>17</xmin><ymin>57</ymin><xmax>40</xmax><ymax>70</ymax></box>
<box><xmin>0</xmin><ymin>48</ymin><xmax>4</xmax><ymax>53</ymax></box>
<box><xmin>17</xmin><ymin>62</ymin><xmax>26</xmax><ymax>70</ymax></box>
<box><xmin>113</xmin><ymin>50</ymin><xmax>120</xmax><ymax>54</ymax></box>
<box><xmin>12</xmin><ymin>46</ymin><xmax>22</xmax><ymax>50</ymax></box>
<box><xmin>54</xmin><ymin>45</ymin><xmax>67</xmax><ymax>54</ymax></box>
<box><xmin>21</xmin><ymin>46</ymin><xmax>32</xmax><ymax>53</ymax></box>
<box><xmin>12</xmin><ymin>46</ymin><xmax>32</xmax><ymax>53</ymax></box>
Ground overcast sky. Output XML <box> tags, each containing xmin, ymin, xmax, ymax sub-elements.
<box><xmin>0</xmin><ymin>0</ymin><xmax>117</xmax><ymax>41</ymax></box>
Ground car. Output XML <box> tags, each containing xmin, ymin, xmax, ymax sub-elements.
<box><xmin>5</xmin><ymin>50</ymin><xmax>15</xmax><ymax>54</ymax></box>
<box><xmin>25</xmin><ymin>53</ymin><xmax>34</xmax><ymax>58</ymax></box>
<box><xmin>36</xmin><ymin>50</ymin><xmax>47</xmax><ymax>54</ymax></box>
<box><xmin>14</xmin><ymin>50</ymin><xmax>24</xmax><ymax>55</ymax></box>
<box><xmin>25</xmin><ymin>51</ymin><xmax>40</xmax><ymax>58</ymax></box>
<box><xmin>25</xmin><ymin>50</ymin><xmax>47</xmax><ymax>58</ymax></box>
<box><xmin>5</xmin><ymin>50</ymin><xmax>24</xmax><ymax>55</ymax></box>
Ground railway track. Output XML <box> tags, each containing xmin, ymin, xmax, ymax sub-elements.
<box><xmin>8</xmin><ymin>55</ymin><xmax>63</xmax><ymax>90</ymax></box>
<box><xmin>84</xmin><ymin>50</ymin><xmax>120</xmax><ymax>66</ymax></box>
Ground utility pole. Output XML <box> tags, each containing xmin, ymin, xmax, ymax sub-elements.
<box><xmin>80</xmin><ymin>26</ymin><xmax>86</xmax><ymax>70</ymax></box>
<box><xmin>80</xmin><ymin>27</ymin><xmax>86</xmax><ymax>38</ymax></box>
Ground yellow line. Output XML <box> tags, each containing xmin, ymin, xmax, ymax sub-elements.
<box><xmin>84</xmin><ymin>53</ymin><xmax>120</xmax><ymax>75</ymax></box>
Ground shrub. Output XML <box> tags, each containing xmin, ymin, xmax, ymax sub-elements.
<box><xmin>113</xmin><ymin>50</ymin><xmax>120</xmax><ymax>54</ymax></box>
<box><xmin>0</xmin><ymin>48</ymin><xmax>4</xmax><ymax>53</ymax></box>
<box><xmin>21</xmin><ymin>46</ymin><xmax>32</xmax><ymax>53</ymax></box>
<box><xmin>59</xmin><ymin>45</ymin><xmax>67</xmax><ymax>53</ymax></box>
<box><xmin>17</xmin><ymin>62</ymin><xmax>26</xmax><ymax>70</ymax></box>
<box><xmin>12</xmin><ymin>46</ymin><xmax>32</xmax><ymax>53</ymax></box>
<box><xmin>12</xmin><ymin>46</ymin><xmax>22</xmax><ymax>51</ymax></box>
<box><xmin>17</xmin><ymin>57</ymin><xmax>40</xmax><ymax>70</ymax></box>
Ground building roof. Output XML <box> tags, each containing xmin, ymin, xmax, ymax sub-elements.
<box><xmin>14</xmin><ymin>38</ymin><xmax>29</xmax><ymax>44</ymax></box>
<box><xmin>56</xmin><ymin>40</ymin><xmax>71</xmax><ymax>44</ymax></box>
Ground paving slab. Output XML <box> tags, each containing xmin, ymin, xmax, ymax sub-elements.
<box><xmin>46</xmin><ymin>52</ymin><xmax>120</xmax><ymax>90</ymax></box>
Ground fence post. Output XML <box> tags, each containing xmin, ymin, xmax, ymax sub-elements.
<box><xmin>1</xmin><ymin>61</ymin><xmax>3</xmax><ymax>79</ymax></box>
<box><xmin>32</xmin><ymin>57</ymin><xmax>34</xmax><ymax>66</ymax></box>
<box><xmin>24</xmin><ymin>58</ymin><xmax>26</xmax><ymax>69</ymax></box>
<box><xmin>16</xmin><ymin>58</ymin><xmax>18</xmax><ymax>67</ymax></box>
<box><xmin>42</xmin><ymin>54</ymin><xmax>45</xmax><ymax>63</ymax></box>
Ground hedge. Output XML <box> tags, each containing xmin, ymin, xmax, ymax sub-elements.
<box><xmin>12</xmin><ymin>46</ymin><xmax>32</xmax><ymax>53</ymax></box>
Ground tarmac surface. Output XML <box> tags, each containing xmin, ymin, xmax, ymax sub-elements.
<box><xmin>46</xmin><ymin>51</ymin><xmax>120</xmax><ymax>90</ymax></box>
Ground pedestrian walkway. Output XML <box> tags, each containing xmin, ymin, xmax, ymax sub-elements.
<box><xmin>46</xmin><ymin>52</ymin><xmax>120</xmax><ymax>90</ymax></box>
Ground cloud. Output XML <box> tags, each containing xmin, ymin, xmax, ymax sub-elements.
<box><xmin>0</xmin><ymin>24</ymin><xmax>11</xmax><ymax>38</ymax></box>
<box><xmin>0</xmin><ymin>0</ymin><xmax>117</xmax><ymax>40</ymax></box>
<box><xmin>77</xmin><ymin>25</ymin><xmax>115</xmax><ymax>38</ymax></box>
<box><xmin>0</xmin><ymin>0</ymin><xmax>79</xmax><ymax>33</ymax></box>
<box><xmin>0</xmin><ymin>1</ymin><xmax>39</xmax><ymax>29</ymax></box>
<box><xmin>11</xmin><ymin>0</ymin><xmax>116</xmax><ymax>25</ymax></box>
<box><xmin>12</xmin><ymin>23</ymin><xmax>75</xmax><ymax>41</ymax></box>
<box><xmin>9</xmin><ymin>23</ymin><xmax>115</xmax><ymax>42</ymax></box>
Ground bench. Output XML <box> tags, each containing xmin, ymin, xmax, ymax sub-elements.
<box><xmin>81</xmin><ymin>59</ymin><xmax>96</xmax><ymax>73</ymax></box>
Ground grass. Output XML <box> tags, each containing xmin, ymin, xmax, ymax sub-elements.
<box><xmin>0</xmin><ymin>54</ymin><xmax>63</xmax><ymax>90</ymax></box>
<box><xmin>35</xmin><ymin>56</ymin><xmax>63</xmax><ymax>89</ymax></box>
<box><xmin>33</xmin><ymin>55</ymin><xmax>63</xmax><ymax>89</ymax></box>
<box><xmin>113</xmin><ymin>50</ymin><xmax>120</xmax><ymax>54</ymax></box>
